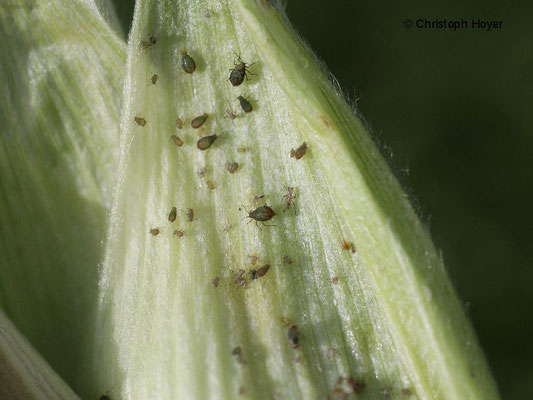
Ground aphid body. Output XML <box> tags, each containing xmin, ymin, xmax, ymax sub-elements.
<box><xmin>282</xmin><ymin>186</ymin><xmax>296</xmax><ymax>213</ymax></box>
<box><xmin>225</xmin><ymin>161</ymin><xmax>239</xmax><ymax>173</ymax></box>
<box><xmin>134</xmin><ymin>116</ymin><xmax>146</xmax><ymax>126</ymax></box>
<box><xmin>191</xmin><ymin>113</ymin><xmax>208</xmax><ymax>128</ymax></box>
<box><xmin>229</xmin><ymin>54</ymin><xmax>254</xmax><ymax>87</ymax></box>
<box><xmin>242</xmin><ymin>204</ymin><xmax>276</xmax><ymax>230</ymax></box>
<box><xmin>176</xmin><ymin>117</ymin><xmax>183</xmax><ymax>129</ymax></box>
<box><xmin>170</xmin><ymin>135</ymin><xmax>183</xmax><ymax>147</ymax></box>
<box><xmin>140</xmin><ymin>34</ymin><xmax>156</xmax><ymax>50</ymax></box>
<box><xmin>197</xmin><ymin>134</ymin><xmax>218</xmax><ymax>150</ymax></box>
<box><xmin>151</xmin><ymin>74</ymin><xmax>158</xmax><ymax>84</ymax></box>
<box><xmin>187</xmin><ymin>208</ymin><xmax>194</xmax><ymax>222</ymax></box>
<box><xmin>290</xmin><ymin>142</ymin><xmax>307</xmax><ymax>160</ymax></box>
<box><xmin>149</xmin><ymin>228</ymin><xmax>160</xmax><ymax>236</ymax></box>
<box><xmin>288</xmin><ymin>325</ymin><xmax>299</xmax><ymax>348</ymax></box>
<box><xmin>173</xmin><ymin>230</ymin><xmax>185</xmax><ymax>238</ymax></box>
<box><xmin>168</xmin><ymin>206</ymin><xmax>177</xmax><ymax>222</ymax></box>
<box><xmin>237</xmin><ymin>95</ymin><xmax>253</xmax><ymax>113</ymax></box>
<box><xmin>180</xmin><ymin>51</ymin><xmax>196</xmax><ymax>73</ymax></box>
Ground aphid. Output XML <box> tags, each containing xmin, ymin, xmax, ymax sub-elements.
<box><xmin>234</xmin><ymin>269</ymin><xmax>247</xmax><ymax>288</ymax></box>
<box><xmin>140</xmin><ymin>33</ymin><xmax>156</xmax><ymax>50</ymax></box>
<box><xmin>151</xmin><ymin>74</ymin><xmax>158</xmax><ymax>84</ymax></box>
<box><xmin>197</xmin><ymin>167</ymin><xmax>208</xmax><ymax>177</ymax></box>
<box><xmin>237</xmin><ymin>147</ymin><xmax>246</xmax><ymax>153</ymax></box>
<box><xmin>287</xmin><ymin>325</ymin><xmax>299</xmax><ymax>349</ymax></box>
<box><xmin>176</xmin><ymin>117</ymin><xmax>183</xmax><ymax>129</ymax></box>
<box><xmin>248</xmin><ymin>253</ymin><xmax>258</xmax><ymax>265</ymax></box>
<box><xmin>212</xmin><ymin>276</ymin><xmax>220</xmax><ymax>288</ymax></box>
<box><xmin>170</xmin><ymin>135</ymin><xmax>183</xmax><ymax>147</ymax></box>
<box><xmin>191</xmin><ymin>113</ymin><xmax>208</xmax><ymax>128</ymax></box>
<box><xmin>225</xmin><ymin>161</ymin><xmax>239</xmax><ymax>173</ymax></box>
<box><xmin>282</xmin><ymin>186</ymin><xmax>296</xmax><ymax>213</ymax></box>
<box><xmin>241</xmin><ymin>204</ymin><xmax>276</xmax><ymax>230</ymax></box>
<box><xmin>257</xmin><ymin>264</ymin><xmax>270</xmax><ymax>277</ymax></box>
<box><xmin>134</xmin><ymin>116</ymin><xmax>146</xmax><ymax>126</ymax></box>
<box><xmin>168</xmin><ymin>207</ymin><xmax>177</xmax><ymax>222</ymax></box>
<box><xmin>226</xmin><ymin>105</ymin><xmax>237</xmax><ymax>120</ymax></box>
<box><xmin>187</xmin><ymin>208</ymin><xmax>194</xmax><ymax>222</ymax></box>
<box><xmin>239</xmin><ymin>387</ymin><xmax>246</xmax><ymax>395</ymax></box>
<box><xmin>332</xmin><ymin>276</ymin><xmax>339</xmax><ymax>285</ymax></box>
<box><xmin>197</xmin><ymin>134</ymin><xmax>218</xmax><ymax>150</ymax></box>
<box><xmin>250</xmin><ymin>264</ymin><xmax>270</xmax><ymax>279</ymax></box>
<box><xmin>254</xmin><ymin>194</ymin><xmax>265</xmax><ymax>201</ymax></box>
<box><xmin>149</xmin><ymin>228</ymin><xmax>160</xmax><ymax>236</ymax></box>
<box><xmin>231</xmin><ymin>346</ymin><xmax>247</xmax><ymax>365</ymax></box>
<box><xmin>282</xmin><ymin>255</ymin><xmax>293</xmax><ymax>265</ymax></box>
<box><xmin>180</xmin><ymin>50</ymin><xmax>196</xmax><ymax>73</ymax></box>
<box><xmin>347</xmin><ymin>377</ymin><xmax>365</xmax><ymax>394</ymax></box>
<box><xmin>342</xmin><ymin>241</ymin><xmax>356</xmax><ymax>253</ymax></box>
<box><xmin>206</xmin><ymin>180</ymin><xmax>215</xmax><ymax>190</ymax></box>
<box><xmin>237</xmin><ymin>95</ymin><xmax>253</xmax><ymax>113</ymax></box>
<box><xmin>173</xmin><ymin>230</ymin><xmax>185</xmax><ymax>238</ymax></box>
<box><xmin>229</xmin><ymin>53</ymin><xmax>255</xmax><ymax>87</ymax></box>
<box><xmin>290</xmin><ymin>142</ymin><xmax>307</xmax><ymax>160</ymax></box>
<box><xmin>401</xmin><ymin>388</ymin><xmax>413</xmax><ymax>396</ymax></box>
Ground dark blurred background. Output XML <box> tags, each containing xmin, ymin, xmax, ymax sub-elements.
<box><xmin>114</xmin><ymin>1</ymin><xmax>533</xmax><ymax>398</ymax></box>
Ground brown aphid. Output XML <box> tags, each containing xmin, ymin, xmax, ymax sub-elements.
<box><xmin>347</xmin><ymin>377</ymin><xmax>365</xmax><ymax>394</ymax></box>
<box><xmin>168</xmin><ymin>207</ymin><xmax>177</xmax><ymax>222</ymax></box>
<box><xmin>229</xmin><ymin>53</ymin><xmax>255</xmax><ymax>87</ymax></box>
<box><xmin>231</xmin><ymin>346</ymin><xmax>247</xmax><ymax>365</ymax></box>
<box><xmin>248</xmin><ymin>253</ymin><xmax>258</xmax><ymax>265</ymax></box>
<box><xmin>212</xmin><ymin>276</ymin><xmax>220</xmax><ymax>288</ymax></box>
<box><xmin>176</xmin><ymin>117</ymin><xmax>183</xmax><ymax>129</ymax></box>
<box><xmin>332</xmin><ymin>276</ymin><xmax>339</xmax><ymax>285</ymax></box>
<box><xmin>187</xmin><ymin>208</ymin><xmax>194</xmax><ymax>222</ymax></box>
<box><xmin>149</xmin><ymin>228</ymin><xmax>160</xmax><ymax>236</ymax></box>
<box><xmin>206</xmin><ymin>180</ymin><xmax>215</xmax><ymax>190</ymax></box>
<box><xmin>225</xmin><ymin>161</ymin><xmax>239</xmax><ymax>173</ymax></box>
<box><xmin>140</xmin><ymin>33</ymin><xmax>156</xmax><ymax>50</ymax></box>
<box><xmin>282</xmin><ymin>186</ymin><xmax>297</xmax><ymax>213</ymax></box>
<box><xmin>241</xmin><ymin>204</ymin><xmax>276</xmax><ymax>230</ymax></box>
<box><xmin>191</xmin><ymin>113</ymin><xmax>208</xmax><ymax>128</ymax></box>
<box><xmin>151</xmin><ymin>74</ymin><xmax>158</xmax><ymax>85</ymax></box>
<box><xmin>250</xmin><ymin>264</ymin><xmax>270</xmax><ymax>279</ymax></box>
<box><xmin>401</xmin><ymin>388</ymin><xmax>413</xmax><ymax>396</ymax></box>
<box><xmin>180</xmin><ymin>50</ymin><xmax>196</xmax><ymax>73</ymax></box>
<box><xmin>254</xmin><ymin>194</ymin><xmax>265</xmax><ymax>201</ymax></box>
<box><xmin>170</xmin><ymin>135</ymin><xmax>183</xmax><ymax>147</ymax></box>
<box><xmin>282</xmin><ymin>255</ymin><xmax>293</xmax><ymax>265</ymax></box>
<box><xmin>342</xmin><ymin>241</ymin><xmax>356</xmax><ymax>253</ymax></box>
<box><xmin>287</xmin><ymin>325</ymin><xmax>299</xmax><ymax>349</ymax></box>
<box><xmin>173</xmin><ymin>230</ymin><xmax>185</xmax><ymax>238</ymax></box>
<box><xmin>237</xmin><ymin>95</ymin><xmax>253</xmax><ymax>113</ymax></box>
<box><xmin>134</xmin><ymin>116</ymin><xmax>146</xmax><ymax>126</ymax></box>
<box><xmin>290</xmin><ymin>142</ymin><xmax>307</xmax><ymax>160</ymax></box>
<box><xmin>197</xmin><ymin>167</ymin><xmax>208</xmax><ymax>177</ymax></box>
<box><xmin>238</xmin><ymin>387</ymin><xmax>246</xmax><ymax>395</ymax></box>
<box><xmin>197</xmin><ymin>134</ymin><xmax>218</xmax><ymax>150</ymax></box>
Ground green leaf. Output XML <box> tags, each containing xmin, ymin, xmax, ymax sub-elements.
<box><xmin>0</xmin><ymin>0</ymin><xmax>125</xmax><ymax>394</ymax></box>
<box><xmin>0</xmin><ymin>310</ymin><xmax>80</xmax><ymax>400</ymax></box>
<box><xmin>91</xmin><ymin>0</ymin><xmax>498</xmax><ymax>398</ymax></box>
